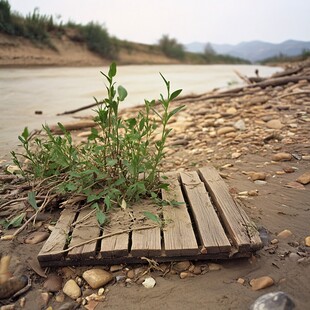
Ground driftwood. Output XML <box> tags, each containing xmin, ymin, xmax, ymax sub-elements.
<box><xmin>50</xmin><ymin>120</ymin><xmax>96</xmax><ymax>133</ymax></box>
<box><xmin>57</xmin><ymin>101</ymin><xmax>103</xmax><ymax>116</ymax></box>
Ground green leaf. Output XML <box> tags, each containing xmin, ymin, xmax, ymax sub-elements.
<box><xmin>168</xmin><ymin>105</ymin><xmax>186</xmax><ymax>118</ymax></box>
<box><xmin>28</xmin><ymin>191</ymin><xmax>38</xmax><ymax>210</ymax></box>
<box><xmin>21</xmin><ymin>127</ymin><xmax>29</xmax><ymax>140</ymax></box>
<box><xmin>143</xmin><ymin>211</ymin><xmax>161</xmax><ymax>225</ymax></box>
<box><xmin>104</xmin><ymin>195</ymin><xmax>111</xmax><ymax>210</ymax></box>
<box><xmin>159</xmin><ymin>73</ymin><xmax>170</xmax><ymax>90</ymax></box>
<box><xmin>96</xmin><ymin>209</ymin><xmax>106</xmax><ymax>225</ymax></box>
<box><xmin>108</xmin><ymin>62</ymin><xmax>117</xmax><ymax>78</ymax></box>
<box><xmin>117</xmin><ymin>85</ymin><xmax>128</xmax><ymax>101</ymax></box>
<box><xmin>7</xmin><ymin>212</ymin><xmax>26</xmax><ymax>228</ymax></box>
<box><xmin>170</xmin><ymin>89</ymin><xmax>182</xmax><ymax>101</ymax></box>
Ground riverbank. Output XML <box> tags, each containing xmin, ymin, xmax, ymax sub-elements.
<box><xmin>0</xmin><ymin>59</ymin><xmax>310</xmax><ymax>309</ymax></box>
<box><xmin>0</xmin><ymin>33</ymin><xmax>179</xmax><ymax>67</ymax></box>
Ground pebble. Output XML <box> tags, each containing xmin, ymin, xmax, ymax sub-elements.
<box><xmin>270</xmin><ymin>239</ymin><xmax>279</xmax><ymax>245</ymax></box>
<box><xmin>272</xmin><ymin>153</ymin><xmax>292</xmax><ymax>161</ymax></box>
<box><xmin>217</xmin><ymin>126</ymin><xmax>236</xmax><ymax>135</ymax></box>
<box><xmin>250</xmin><ymin>276</ymin><xmax>274</xmax><ymax>291</ymax></box>
<box><xmin>179</xmin><ymin>272</ymin><xmax>194</xmax><ymax>279</ymax></box>
<box><xmin>43</xmin><ymin>274</ymin><xmax>63</xmax><ymax>292</ymax></box>
<box><xmin>24</xmin><ymin>231</ymin><xmax>50</xmax><ymax>244</ymax></box>
<box><xmin>296</xmin><ymin>171</ymin><xmax>310</xmax><ymax>185</ymax></box>
<box><xmin>110</xmin><ymin>265</ymin><xmax>123</xmax><ymax>272</ymax></box>
<box><xmin>250</xmin><ymin>172</ymin><xmax>267</xmax><ymax>181</ymax></box>
<box><xmin>82</xmin><ymin>269</ymin><xmax>113</xmax><ymax>289</ymax></box>
<box><xmin>208</xmin><ymin>263</ymin><xmax>222</xmax><ymax>271</ymax></box>
<box><xmin>266</xmin><ymin>119</ymin><xmax>284</xmax><ymax>129</ymax></box>
<box><xmin>231</xmin><ymin>152</ymin><xmax>242</xmax><ymax>159</ymax></box>
<box><xmin>277</xmin><ymin>229</ymin><xmax>293</xmax><ymax>239</ymax></box>
<box><xmin>254</xmin><ymin>180</ymin><xmax>267</xmax><ymax>185</ymax></box>
<box><xmin>288</xmin><ymin>253</ymin><xmax>300</xmax><ymax>262</ymax></box>
<box><xmin>173</xmin><ymin>261</ymin><xmax>191</xmax><ymax>272</ymax></box>
<box><xmin>234</xmin><ymin>119</ymin><xmax>246</xmax><ymax>131</ymax></box>
<box><xmin>63</xmin><ymin>279</ymin><xmax>81</xmax><ymax>300</ymax></box>
<box><xmin>250</xmin><ymin>291</ymin><xmax>295</xmax><ymax>310</ymax></box>
<box><xmin>305</xmin><ymin>236</ymin><xmax>310</xmax><ymax>247</ymax></box>
<box><xmin>237</xmin><ymin>278</ymin><xmax>245</xmax><ymax>285</ymax></box>
<box><xmin>142</xmin><ymin>277</ymin><xmax>156</xmax><ymax>288</ymax></box>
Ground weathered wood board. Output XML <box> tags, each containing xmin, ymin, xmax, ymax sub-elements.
<box><xmin>38</xmin><ymin>166</ymin><xmax>262</xmax><ymax>267</ymax></box>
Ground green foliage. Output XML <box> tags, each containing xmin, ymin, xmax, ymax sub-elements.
<box><xmin>12</xmin><ymin>63</ymin><xmax>185</xmax><ymax>216</ymax></box>
<box><xmin>158</xmin><ymin>34</ymin><xmax>185</xmax><ymax>60</ymax></box>
<box><xmin>259</xmin><ymin>50</ymin><xmax>310</xmax><ymax>64</ymax></box>
<box><xmin>80</xmin><ymin>22</ymin><xmax>118</xmax><ymax>59</ymax></box>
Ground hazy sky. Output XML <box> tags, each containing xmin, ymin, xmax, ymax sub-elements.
<box><xmin>8</xmin><ymin>0</ymin><xmax>310</xmax><ymax>45</ymax></box>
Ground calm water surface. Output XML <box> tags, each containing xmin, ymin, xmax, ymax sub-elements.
<box><xmin>0</xmin><ymin>64</ymin><xmax>280</xmax><ymax>156</ymax></box>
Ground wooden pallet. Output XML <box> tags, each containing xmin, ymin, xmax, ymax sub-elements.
<box><xmin>38</xmin><ymin>166</ymin><xmax>262</xmax><ymax>267</ymax></box>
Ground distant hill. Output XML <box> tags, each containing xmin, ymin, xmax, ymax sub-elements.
<box><xmin>185</xmin><ymin>40</ymin><xmax>310</xmax><ymax>62</ymax></box>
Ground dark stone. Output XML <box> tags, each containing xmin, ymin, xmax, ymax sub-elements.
<box><xmin>250</xmin><ymin>291</ymin><xmax>295</xmax><ymax>310</ymax></box>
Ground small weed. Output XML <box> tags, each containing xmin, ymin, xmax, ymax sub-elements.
<box><xmin>12</xmin><ymin>63</ymin><xmax>185</xmax><ymax>224</ymax></box>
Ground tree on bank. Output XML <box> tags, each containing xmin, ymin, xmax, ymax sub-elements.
<box><xmin>158</xmin><ymin>34</ymin><xmax>185</xmax><ymax>60</ymax></box>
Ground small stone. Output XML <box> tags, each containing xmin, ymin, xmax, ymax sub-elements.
<box><xmin>305</xmin><ymin>236</ymin><xmax>310</xmax><ymax>247</ymax></box>
<box><xmin>277</xmin><ymin>229</ymin><xmax>293</xmax><ymax>239</ymax></box>
<box><xmin>296</xmin><ymin>172</ymin><xmax>310</xmax><ymax>185</ymax></box>
<box><xmin>25</xmin><ymin>231</ymin><xmax>49</xmax><ymax>244</ymax></box>
<box><xmin>270</xmin><ymin>239</ymin><xmax>279</xmax><ymax>245</ymax></box>
<box><xmin>126</xmin><ymin>269</ymin><xmax>135</xmax><ymax>279</ymax></box>
<box><xmin>250</xmin><ymin>291</ymin><xmax>295</xmax><ymax>310</ymax></box>
<box><xmin>217</xmin><ymin>126</ymin><xmax>236</xmax><ymax>135</ymax></box>
<box><xmin>288</xmin><ymin>253</ymin><xmax>300</xmax><ymax>262</ymax></box>
<box><xmin>237</xmin><ymin>278</ymin><xmax>245</xmax><ymax>285</ymax></box>
<box><xmin>142</xmin><ymin>277</ymin><xmax>156</xmax><ymax>289</ymax></box>
<box><xmin>173</xmin><ymin>261</ymin><xmax>191</xmax><ymax>272</ymax></box>
<box><xmin>63</xmin><ymin>279</ymin><xmax>81</xmax><ymax>300</ymax></box>
<box><xmin>55</xmin><ymin>292</ymin><xmax>65</xmax><ymax>303</ymax></box>
<box><xmin>250</xmin><ymin>172</ymin><xmax>267</xmax><ymax>181</ymax></box>
<box><xmin>208</xmin><ymin>263</ymin><xmax>222</xmax><ymax>271</ymax></box>
<box><xmin>250</xmin><ymin>276</ymin><xmax>274</xmax><ymax>291</ymax></box>
<box><xmin>179</xmin><ymin>271</ymin><xmax>194</xmax><ymax>279</ymax></box>
<box><xmin>231</xmin><ymin>152</ymin><xmax>242</xmax><ymax>159</ymax></box>
<box><xmin>283</xmin><ymin>166</ymin><xmax>295</xmax><ymax>173</ymax></box>
<box><xmin>41</xmin><ymin>292</ymin><xmax>51</xmax><ymax>305</ymax></box>
<box><xmin>97</xmin><ymin>288</ymin><xmax>105</xmax><ymax>296</ymax></box>
<box><xmin>234</xmin><ymin>119</ymin><xmax>246</xmax><ymax>131</ymax></box>
<box><xmin>226</xmin><ymin>107</ymin><xmax>237</xmax><ymax>115</ymax></box>
<box><xmin>266</xmin><ymin>119</ymin><xmax>284</xmax><ymax>129</ymax></box>
<box><xmin>248</xmin><ymin>190</ymin><xmax>259</xmax><ymax>196</ymax></box>
<box><xmin>272</xmin><ymin>153</ymin><xmax>292</xmax><ymax>161</ymax></box>
<box><xmin>43</xmin><ymin>274</ymin><xmax>62</xmax><ymax>292</ymax></box>
<box><xmin>110</xmin><ymin>265</ymin><xmax>123</xmax><ymax>272</ymax></box>
<box><xmin>82</xmin><ymin>269</ymin><xmax>113</xmax><ymax>289</ymax></box>
<box><xmin>254</xmin><ymin>180</ymin><xmax>267</xmax><ymax>185</ymax></box>
<box><xmin>191</xmin><ymin>265</ymin><xmax>202</xmax><ymax>275</ymax></box>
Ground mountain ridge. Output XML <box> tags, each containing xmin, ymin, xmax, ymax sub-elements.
<box><xmin>185</xmin><ymin>40</ymin><xmax>310</xmax><ymax>62</ymax></box>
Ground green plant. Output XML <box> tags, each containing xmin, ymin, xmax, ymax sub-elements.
<box><xmin>158</xmin><ymin>34</ymin><xmax>185</xmax><ymax>60</ymax></box>
<box><xmin>12</xmin><ymin>63</ymin><xmax>185</xmax><ymax>220</ymax></box>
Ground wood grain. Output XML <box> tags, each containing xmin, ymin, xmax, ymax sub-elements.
<box><xmin>180</xmin><ymin>171</ymin><xmax>231</xmax><ymax>253</ymax></box>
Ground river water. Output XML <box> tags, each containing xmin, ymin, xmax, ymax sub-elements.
<box><xmin>0</xmin><ymin>64</ymin><xmax>280</xmax><ymax>157</ymax></box>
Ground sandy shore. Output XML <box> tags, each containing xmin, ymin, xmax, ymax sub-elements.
<box><xmin>0</xmin><ymin>59</ymin><xmax>310</xmax><ymax>309</ymax></box>
<box><xmin>0</xmin><ymin>33</ymin><xmax>178</xmax><ymax>67</ymax></box>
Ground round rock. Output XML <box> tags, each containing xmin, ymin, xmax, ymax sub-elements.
<box><xmin>82</xmin><ymin>268</ymin><xmax>113</xmax><ymax>289</ymax></box>
<box><xmin>250</xmin><ymin>291</ymin><xmax>295</xmax><ymax>310</ymax></box>
<box><xmin>250</xmin><ymin>276</ymin><xmax>274</xmax><ymax>291</ymax></box>
<box><xmin>43</xmin><ymin>274</ymin><xmax>63</xmax><ymax>292</ymax></box>
<box><xmin>63</xmin><ymin>279</ymin><xmax>81</xmax><ymax>300</ymax></box>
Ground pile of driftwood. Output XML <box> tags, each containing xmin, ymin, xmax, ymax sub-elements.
<box><xmin>53</xmin><ymin>59</ymin><xmax>310</xmax><ymax>133</ymax></box>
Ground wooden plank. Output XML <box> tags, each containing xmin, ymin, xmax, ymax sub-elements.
<box><xmin>67</xmin><ymin>208</ymin><xmax>101</xmax><ymax>259</ymax></box>
<box><xmin>38</xmin><ymin>208</ymin><xmax>77</xmax><ymax>261</ymax></box>
<box><xmin>130</xmin><ymin>200</ymin><xmax>162</xmax><ymax>257</ymax></box>
<box><xmin>100</xmin><ymin>209</ymin><xmax>130</xmax><ymax>257</ymax></box>
<box><xmin>198</xmin><ymin>166</ymin><xmax>262</xmax><ymax>251</ymax></box>
<box><xmin>180</xmin><ymin>171</ymin><xmax>231</xmax><ymax>253</ymax></box>
<box><xmin>161</xmin><ymin>173</ymin><xmax>198</xmax><ymax>255</ymax></box>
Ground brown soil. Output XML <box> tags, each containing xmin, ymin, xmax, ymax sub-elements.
<box><xmin>1</xmin><ymin>60</ymin><xmax>310</xmax><ymax>309</ymax></box>
<box><xmin>0</xmin><ymin>33</ymin><xmax>177</xmax><ymax>67</ymax></box>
